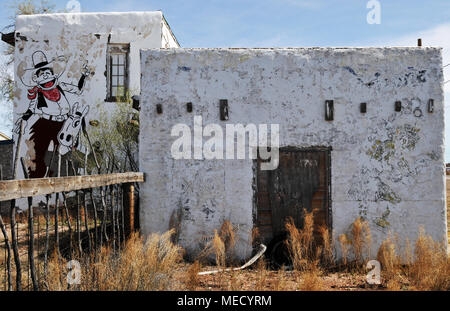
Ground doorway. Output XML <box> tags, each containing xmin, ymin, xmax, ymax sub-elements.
<box><xmin>255</xmin><ymin>147</ymin><xmax>332</xmax><ymax>265</ymax></box>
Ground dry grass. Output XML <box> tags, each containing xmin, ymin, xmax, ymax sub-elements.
<box><xmin>271</xmin><ymin>268</ymin><xmax>287</xmax><ymax>291</ymax></box>
<box><xmin>45</xmin><ymin>231</ymin><xmax>182</xmax><ymax>291</ymax></box>
<box><xmin>319</xmin><ymin>226</ymin><xmax>334</xmax><ymax>266</ymax></box>
<box><xmin>349</xmin><ymin>217</ymin><xmax>372</xmax><ymax>267</ymax></box>
<box><xmin>284</xmin><ymin>210</ymin><xmax>326</xmax><ymax>291</ymax></box>
<box><xmin>337</xmin><ymin>218</ymin><xmax>372</xmax><ymax>271</ymax></box>
<box><xmin>186</xmin><ymin>260</ymin><xmax>201</xmax><ymax>290</ymax></box>
<box><xmin>212</xmin><ymin>230</ymin><xmax>226</xmax><ymax>268</ymax></box>
<box><xmin>219</xmin><ymin>220</ymin><xmax>236</xmax><ymax>265</ymax></box>
<box><xmin>285</xmin><ymin>218</ymin><xmax>303</xmax><ymax>270</ymax></box>
<box><xmin>301</xmin><ymin>210</ymin><xmax>315</xmax><ymax>261</ymax></box>
<box><xmin>298</xmin><ymin>263</ymin><xmax>325</xmax><ymax>291</ymax></box>
<box><xmin>282</xmin><ymin>213</ymin><xmax>449</xmax><ymax>291</ymax></box>
<box><xmin>254</xmin><ymin>258</ymin><xmax>268</xmax><ymax>291</ymax></box>
<box><xmin>376</xmin><ymin>229</ymin><xmax>450</xmax><ymax>291</ymax></box>
<box><xmin>228</xmin><ymin>269</ymin><xmax>240</xmax><ymax>291</ymax></box>
<box><xmin>408</xmin><ymin>229</ymin><xmax>449</xmax><ymax>291</ymax></box>
<box><xmin>194</xmin><ymin>220</ymin><xmax>236</xmax><ymax>267</ymax></box>
<box><xmin>338</xmin><ymin>234</ymin><xmax>350</xmax><ymax>267</ymax></box>
<box><xmin>160</xmin><ymin>225</ymin><xmax>450</xmax><ymax>291</ymax></box>
<box><xmin>251</xmin><ymin>227</ymin><xmax>261</xmax><ymax>246</ymax></box>
<box><xmin>1</xmin><ymin>217</ymin><xmax>448</xmax><ymax>292</ymax></box>
<box><xmin>377</xmin><ymin>234</ymin><xmax>401</xmax><ymax>282</ymax></box>
<box><xmin>285</xmin><ymin>210</ymin><xmax>316</xmax><ymax>271</ymax></box>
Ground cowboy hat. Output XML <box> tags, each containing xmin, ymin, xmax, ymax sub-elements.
<box><xmin>20</xmin><ymin>50</ymin><xmax>68</xmax><ymax>87</ymax></box>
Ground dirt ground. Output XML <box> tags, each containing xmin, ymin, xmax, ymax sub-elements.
<box><xmin>170</xmin><ymin>263</ymin><xmax>387</xmax><ymax>291</ymax></box>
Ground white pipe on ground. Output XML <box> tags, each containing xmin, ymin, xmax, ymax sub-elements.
<box><xmin>198</xmin><ymin>244</ymin><xmax>267</xmax><ymax>276</ymax></box>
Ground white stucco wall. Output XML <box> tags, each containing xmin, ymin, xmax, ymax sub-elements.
<box><xmin>162</xmin><ymin>18</ymin><xmax>180</xmax><ymax>49</ymax></box>
<box><xmin>140</xmin><ymin>48</ymin><xmax>447</xmax><ymax>260</ymax></box>
<box><xmin>12</xmin><ymin>12</ymin><xmax>178</xmax><ymax>184</ymax></box>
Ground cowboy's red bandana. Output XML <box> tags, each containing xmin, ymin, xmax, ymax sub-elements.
<box><xmin>27</xmin><ymin>81</ymin><xmax>61</xmax><ymax>102</ymax></box>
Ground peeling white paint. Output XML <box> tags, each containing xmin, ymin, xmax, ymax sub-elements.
<box><xmin>140</xmin><ymin>48</ymin><xmax>447</xmax><ymax>260</ymax></box>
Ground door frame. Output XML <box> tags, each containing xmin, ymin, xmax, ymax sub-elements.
<box><xmin>253</xmin><ymin>146</ymin><xmax>333</xmax><ymax>244</ymax></box>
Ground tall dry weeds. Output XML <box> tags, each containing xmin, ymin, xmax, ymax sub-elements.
<box><xmin>338</xmin><ymin>234</ymin><xmax>349</xmax><ymax>268</ymax></box>
<box><xmin>377</xmin><ymin>234</ymin><xmax>401</xmax><ymax>282</ymax></box>
<box><xmin>336</xmin><ymin>218</ymin><xmax>371</xmax><ymax>271</ymax></box>
<box><xmin>376</xmin><ymin>229</ymin><xmax>449</xmax><ymax>291</ymax></box>
<box><xmin>319</xmin><ymin>226</ymin><xmax>334</xmax><ymax>266</ymax></box>
<box><xmin>251</xmin><ymin>227</ymin><xmax>261</xmax><ymax>246</ymax></box>
<box><xmin>349</xmin><ymin>217</ymin><xmax>372</xmax><ymax>267</ymax></box>
<box><xmin>301</xmin><ymin>210</ymin><xmax>315</xmax><ymax>261</ymax></box>
<box><xmin>219</xmin><ymin>220</ymin><xmax>236</xmax><ymax>265</ymax></box>
<box><xmin>186</xmin><ymin>260</ymin><xmax>201</xmax><ymax>290</ymax></box>
<box><xmin>46</xmin><ymin>250</ymin><xmax>67</xmax><ymax>291</ymax></box>
<box><xmin>285</xmin><ymin>210</ymin><xmax>316</xmax><ymax>271</ymax></box>
<box><xmin>195</xmin><ymin>221</ymin><xmax>236</xmax><ymax>266</ymax></box>
<box><xmin>46</xmin><ymin>231</ymin><xmax>182</xmax><ymax>291</ymax></box>
<box><xmin>285</xmin><ymin>217</ymin><xmax>303</xmax><ymax>270</ymax></box>
<box><xmin>212</xmin><ymin>230</ymin><xmax>226</xmax><ymax>268</ymax></box>
<box><xmin>408</xmin><ymin>229</ymin><xmax>449</xmax><ymax>291</ymax></box>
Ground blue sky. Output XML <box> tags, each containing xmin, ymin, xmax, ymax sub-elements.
<box><xmin>0</xmin><ymin>0</ymin><xmax>447</xmax><ymax>47</ymax></box>
<box><xmin>1</xmin><ymin>0</ymin><xmax>450</xmax><ymax>158</ymax></box>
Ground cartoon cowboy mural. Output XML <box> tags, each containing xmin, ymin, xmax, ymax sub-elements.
<box><xmin>15</xmin><ymin>50</ymin><xmax>91</xmax><ymax>178</ymax></box>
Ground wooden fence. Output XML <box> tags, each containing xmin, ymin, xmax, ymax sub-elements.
<box><xmin>0</xmin><ymin>172</ymin><xmax>144</xmax><ymax>291</ymax></box>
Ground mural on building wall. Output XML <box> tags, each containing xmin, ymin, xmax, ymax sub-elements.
<box><xmin>14</xmin><ymin>50</ymin><xmax>91</xmax><ymax>178</ymax></box>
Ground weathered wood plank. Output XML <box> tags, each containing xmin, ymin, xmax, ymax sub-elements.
<box><xmin>0</xmin><ymin>172</ymin><xmax>144</xmax><ymax>202</ymax></box>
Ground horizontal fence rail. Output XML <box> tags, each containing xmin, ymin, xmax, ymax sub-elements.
<box><xmin>0</xmin><ymin>173</ymin><xmax>145</xmax><ymax>202</ymax></box>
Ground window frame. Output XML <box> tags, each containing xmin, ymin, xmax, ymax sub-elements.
<box><xmin>106</xmin><ymin>43</ymin><xmax>130</xmax><ymax>102</ymax></box>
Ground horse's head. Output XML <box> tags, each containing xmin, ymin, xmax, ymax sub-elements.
<box><xmin>58</xmin><ymin>103</ymin><xmax>90</xmax><ymax>154</ymax></box>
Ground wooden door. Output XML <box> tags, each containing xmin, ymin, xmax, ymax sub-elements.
<box><xmin>255</xmin><ymin>148</ymin><xmax>331</xmax><ymax>245</ymax></box>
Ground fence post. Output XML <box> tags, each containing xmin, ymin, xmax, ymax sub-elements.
<box><xmin>122</xmin><ymin>183</ymin><xmax>136</xmax><ymax>237</ymax></box>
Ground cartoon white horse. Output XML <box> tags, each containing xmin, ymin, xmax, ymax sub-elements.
<box><xmin>58</xmin><ymin>102</ymin><xmax>90</xmax><ymax>156</ymax></box>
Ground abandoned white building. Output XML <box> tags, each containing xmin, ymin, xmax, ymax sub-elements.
<box><xmin>2</xmin><ymin>12</ymin><xmax>447</xmax><ymax>262</ymax></box>
<box><xmin>4</xmin><ymin>11</ymin><xmax>178</xmax><ymax>182</ymax></box>
<box><xmin>139</xmin><ymin>48</ymin><xmax>447</xmax><ymax>260</ymax></box>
